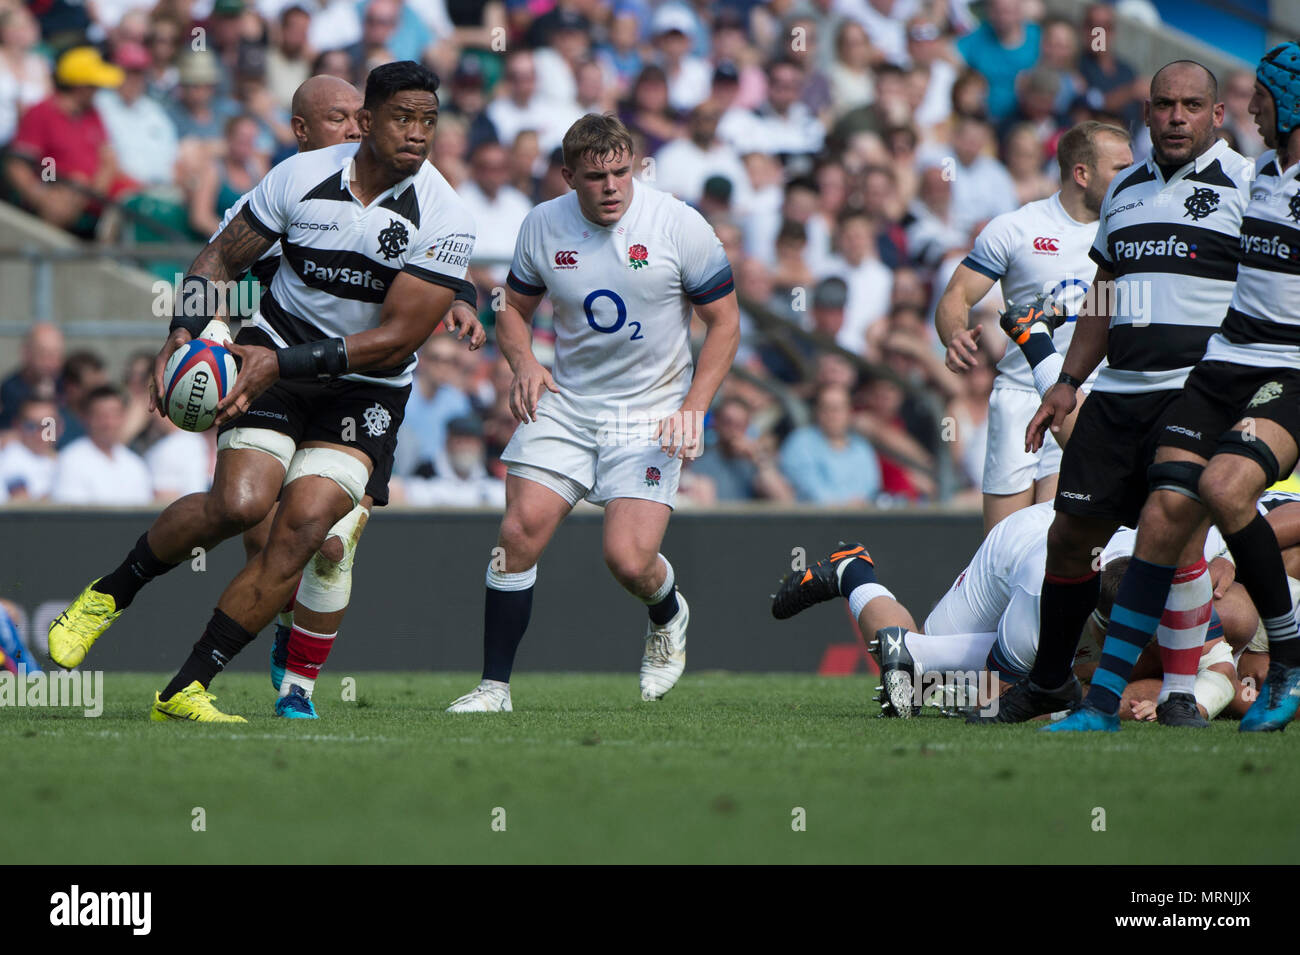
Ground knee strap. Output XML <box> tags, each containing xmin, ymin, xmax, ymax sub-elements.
<box><xmin>1147</xmin><ymin>460</ymin><xmax>1205</xmax><ymax>502</ymax></box>
<box><xmin>1215</xmin><ymin>431</ymin><xmax>1280</xmax><ymax>486</ymax></box>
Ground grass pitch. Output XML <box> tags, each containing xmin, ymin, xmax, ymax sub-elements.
<box><xmin>2</xmin><ymin>672</ymin><xmax>1296</xmax><ymax>864</ymax></box>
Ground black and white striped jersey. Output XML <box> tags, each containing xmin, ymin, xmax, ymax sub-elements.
<box><xmin>239</xmin><ymin>142</ymin><xmax>476</xmax><ymax>388</ymax></box>
<box><xmin>1203</xmin><ymin>152</ymin><xmax>1300</xmax><ymax>369</ymax></box>
<box><xmin>1089</xmin><ymin>138</ymin><xmax>1251</xmax><ymax>394</ymax></box>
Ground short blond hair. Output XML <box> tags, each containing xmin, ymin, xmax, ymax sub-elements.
<box><xmin>562</xmin><ymin>112</ymin><xmax>635</xmax><ymax>171</ymax></box>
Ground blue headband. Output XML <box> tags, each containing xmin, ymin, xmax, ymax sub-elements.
<box><xmin>1258</xmin><ymin>42</ymin><xmax>1300</xmax><ymax>138</ymax></box>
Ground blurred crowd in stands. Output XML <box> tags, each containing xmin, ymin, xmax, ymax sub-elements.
<box><xmin>0</xmin><ymin>0</ymin><xmax>1266</xmax><ymax>508</ymax></box>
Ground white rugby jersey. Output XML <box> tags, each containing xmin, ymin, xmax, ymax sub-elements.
<box><xmin>239</xmin><ymin>142</ymin><xmax>476</xmax><ymax>388</ymax></box>
<box><xmin>961</xmin><ymin>192</ymin><xmax>1102</xmax><ymax>392</ymax></box>
<box><xmin>966</xmin><ymin>502</ymin><xmax>1227</xmax><ymax>616</ymax></box>
<box><xmin>506</xmin><ymin>181</ymin><xmax>733</xmax><ymax>407</ymax></box>
<box><xmin>1089</xmin><ymin>137</ymin><xmax>1251</xmax><ymax>394</ymax></box>
<box><xmin>1202</xmin><ymin>152</ymin><xmax>1300</xmax><ymax>369</ymax></box>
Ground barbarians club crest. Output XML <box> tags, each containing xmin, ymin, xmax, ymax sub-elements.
<box><xmin>1183</xmin><ymin>186</ymin><xmax>1220</xmax><ymax>221</ymax></box>
<box><xmin>628</xmin><ymin>244</ymin><xmax>649</xmax><ymax>269</ymax></box>
<box><xmin>377</xmin><ymin>218</ymin><xmax>409</xmax><ymax>260</ymax></box>
<box><xmin>1289</xmin><ymin>192</ymin><xmax>1300</xmax><ymax>224</ymax></box>
<box><xmin>644</xmin><ymin>465</ymin><xmax>661</xmax><ymax>487</ymax></box>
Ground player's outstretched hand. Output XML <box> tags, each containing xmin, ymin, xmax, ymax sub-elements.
<box><xmin>214</xmin><ymin>343</ymin><xmax>278</xmax><ymax>427</ymax></box>
<box><xmin>944</xmin><ymin>324</ymin><xmax>982</xmax><ymax>373</ymax></box>
<box><xmin>509</xmin><ymin>359</ymin><xmax>559</xmax><ymax>423</ymax></box>
<box><xmin>151</xmin><ymin>328</ymin><xmax>192</xmax><ymax>418</ymax></box>
<box><xmin>444</xmin><ymin>301</ymin><xmax>486</xmax><ymax>351</ymax></box>
<box><xmin>1025</xmin><ymin>382</ymin><xmax>1078</xmax><ymax>452</ymax></box>
<box><xmin>657</xmin><ymin>407</ymin><xmax>704</xmax><ymax>460</ymax></box>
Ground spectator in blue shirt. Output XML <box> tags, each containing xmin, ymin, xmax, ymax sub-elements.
<box><xmin>956</xmin><ymin>0</ymin><xmax>1041</xmax><ymax>121</ymax></box>
<box><xmin>780</xmin><ymin>383</ymin><xmax>882</xmax><ymax>505</ymax></box>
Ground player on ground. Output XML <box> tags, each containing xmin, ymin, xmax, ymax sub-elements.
<box><xmin>968</xmin><ymin>61</ymin><xmax>1252</xmax><ymax>726</ymax></box>
<box><xmin>1049</xmin><ymin>43</ymin><xmax>1300</xmax><ymax>732</ymax></box>
<box><xmin>446</xmin><ymin>113</ymin><xmax>739</xmax><ymax>711</ymax></box>
<box><xmin>49</xmin><ymin>61</ymin><xmax>483</xmax><ymax>722</ymax></box>
<box><xmin>936</xmin><ymin>121</ymin><xmax>1133</xmax><ymax>533</ymax></box>
<box><xmin>770</xmin><ymin>504</ymin><xmax>1257</xmax><ymax>721</ymax></box>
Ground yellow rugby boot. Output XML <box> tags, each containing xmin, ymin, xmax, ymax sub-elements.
<box><xmin>150</xmin><ymin>682</ymin><xmax>247</xmax><ymax>723</ymax></box>
<box><xmin>48</xmin><ymin>579</ymin><xmax>122</xmax><ymax>668</ymax></box>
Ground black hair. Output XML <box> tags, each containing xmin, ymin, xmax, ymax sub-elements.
<box><xmin>363</xmin><ymin>60</ymin><xmax>440</xmax><ymax>112</ymax></box>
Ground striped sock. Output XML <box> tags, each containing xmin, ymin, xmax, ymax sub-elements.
<box><xmin>1086</xmin><ymin>558</ymin><xmax>1176</xmax><ymax>714</ymax></box>
<box><xmin>282</xmin><ymin>625</ymin><xmax>336</xmax><ymax>699</ymax></box>
<box><xmin>1156</xmin><ymin>560</ymin><xmax>1212</xmax><ymax>703</ymax></box>
<box><xmin>1223</xmin><ymin>515</ymin><xmax>1300</xmax><ymax>666</ymax></box>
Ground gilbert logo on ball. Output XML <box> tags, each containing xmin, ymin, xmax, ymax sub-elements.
<box><xmin>162</xmin><ymin>339</ymin><xmax>237</xmax><ymax>432</ymax></box>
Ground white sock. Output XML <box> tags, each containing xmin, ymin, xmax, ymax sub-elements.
<box><xmin>902</xmin><ymin>631</ymin><xmax>999</xmax><ymax>677</ymax></box>
<box><xmin>1030</xmin><ymin>352</ymin><xmax>1065</xmax><ymax>399</ymax></box>
<box><xmin>848</xmin><ymin>582</ymin><xmax>893</xmax><ymax>621</ymax></box>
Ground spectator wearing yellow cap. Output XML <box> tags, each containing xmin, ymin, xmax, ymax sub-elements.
<box><xmin>4</xmin><ymin>46</ymin><xmax>137</xmax><ymax>236</ymax></box>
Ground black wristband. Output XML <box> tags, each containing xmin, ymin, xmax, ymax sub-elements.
<box><xmin>452</xmin><ymin>277</ymin><xmax>477</xmax><ymax>310</ymax></box>
<box><xmin>1057</xmin><ymin>371</ymin><xmax>1084</xmax><ymax>389</ymax></box>
<box><xmin>170</xmin><ymin>275</ymin><xmax>216</xmax><ymax>338</ymax></box>
<box><xmin>278</xmin><ymin>338</ymin><xmax>349</xmax><ymax>381</ymax></box>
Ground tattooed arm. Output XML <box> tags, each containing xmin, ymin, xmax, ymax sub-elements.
<box><xmin>150</xmin><ymin>210</ymin><xmax>276</xmax><ymax>415</ymax></box>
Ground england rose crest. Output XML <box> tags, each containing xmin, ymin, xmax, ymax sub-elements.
<box><xmin>628</xmin><ymin>244</ymin><xmax>649</xmax><ymax>269</ymax></box>
<box><xmin>644</xmin><ymin>466</ymin><xmax>661</xmax><ymax>487</ymax></box>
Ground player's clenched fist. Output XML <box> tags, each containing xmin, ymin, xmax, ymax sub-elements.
<box><xmin>1025</xmin><ymin>382</ymin><xmax>1078</xmax><ymax>453</ymax></box>
<box><xmin>509</xmin><ymin>358</ymin><xmax>560</xmax><ymax>423</ymax></box>
<box><xmin>944</xmin><ymin>324</ymin><xmax>983</xmax><ymax>373</ymax></box>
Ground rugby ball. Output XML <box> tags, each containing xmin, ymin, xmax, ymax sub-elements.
<box><xmin>162</xmin><ymin>339</ymin><xmax>238</xmax><ymax>432</ymax></box>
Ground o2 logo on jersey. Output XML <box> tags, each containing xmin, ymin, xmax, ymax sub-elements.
<box><xmin>1041</xmin><ymin>277</ymin><xmax>1089</xmax><ymax>322</ymax></box>
<box><xmin>584</xmin><ymin>289</ymin><xmax>643</xmax><ymax>340</ymax></box>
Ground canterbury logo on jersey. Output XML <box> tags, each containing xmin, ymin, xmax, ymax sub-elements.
<box><xmin>554</xmin><ymin>250</ymin><xmax>579</xmax><ymax>267</ymax></box>
<box><xmin>1032</xmin><ymin>236</ymin><xmax>1059</xmax><ymax>253</ymax></box>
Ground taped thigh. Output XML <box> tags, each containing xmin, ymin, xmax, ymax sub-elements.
<box><xmin>285</xmin><ymin>447</ymin><xmax>369</xmax><ymax>506</ymax></box>
<box><xmin>217</xmin><ymin>427</ymin><xmax>296</xmax><ymax>473</ymax></box>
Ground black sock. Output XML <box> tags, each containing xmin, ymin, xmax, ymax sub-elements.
<box><xmin>94</xmin><ymin>533</ymin><xmax>180</xmax><ymax>610</ymax></box>
<box><xmin>482</xmin><ymin>582</ymin><xmax>534</xmax><ymax>683</ymax></box>
<box><xmin>161</xmin><ymin>608</ymin><xmax>257</xmax><ymax>700</ymax></box>
<box><xmin>1018</xmin><ymin>326</ymin><xmax>1057</xmax><ymax>367</ymax></box>
<box><xmin>1029</xmin><ymin>570</ymin><xmax>1100</xmax><ymax>688</ymax></box>
<box><xmin>1224</xmin><ymin>515</ymin><xmax>1300</xmax><ymax>666</ymax></box>
<box><xmin>648</xmin><ymin>589</ymin><xmax>680</xmax><ymax>626</ymax></box>
<box><xmin>837</xmin><ymin>556</ymin><xmax>877</xmax><ymax>596</ymax></box>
